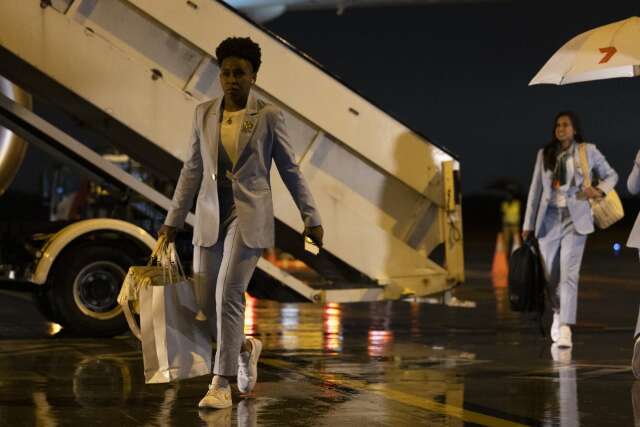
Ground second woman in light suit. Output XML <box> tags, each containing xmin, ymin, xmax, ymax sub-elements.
<box><xmin>522</xmin><ymin>111</ymin><xmax>618</xmax><ymax>349</ymax></box>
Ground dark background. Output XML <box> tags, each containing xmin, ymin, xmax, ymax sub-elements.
<box><xmin>266</xmin><ymin>0</ymin><xmax>640</xmax><ymax>195</ymax></box>
<box><xmin>5</xmin><ymin>0</ymin><xmax>640</xmax><ymax>233</ymax></box>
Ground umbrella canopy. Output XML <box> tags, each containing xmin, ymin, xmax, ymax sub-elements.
<box><xmin>530</xmin><ymin>16</ymin><xmax>640</xmax><ymax>86</ymax></box>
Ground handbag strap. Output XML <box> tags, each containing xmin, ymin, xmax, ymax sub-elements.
<box><xmin>578</xmin><ymin>143</ymin><xmax>591</xmax><ymax>188</ymax></box>
<box><xmin>157</xmin><ymin>242</ymin><xmax>186</xmax><ymax>285</ymax></box>
<box><xmin>148</xmin><ymin>234</ymin><xmax>168</xmax><ymax>266</ymax></box>
<box><xmin>161</xmin><ymin>242</ymin><xmax>179</xmax><ymax>284</ymax></box>
<box><xmin>122</xmin><ymin>301</ymin><xmax>142</xmax><ymax>340</ymax></box>
<box><xmin>146</xmin><ymin>236</ymin><xmax>188</xmax><ymax>285</ymax></box>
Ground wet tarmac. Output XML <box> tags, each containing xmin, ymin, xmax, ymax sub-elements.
<box><xmin>0</xmin><ymin>231</ymin><xmax>639</xmax><ymax>426</ymax></box>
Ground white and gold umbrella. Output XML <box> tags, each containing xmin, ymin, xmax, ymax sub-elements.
<box><xmin>530</xmin><ymin>16</ymin><xmax>640</xmax><ymax>86</ymax></box>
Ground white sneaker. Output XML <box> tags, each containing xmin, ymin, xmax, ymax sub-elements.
<box><xmin>198</xmin><ymin>381</ymin><xmax>232</xmax><ymax>409</ymax></box>
<box><xmin>557</xmin><ymin>324</ymin><xmax>572</xmax><ymax>349</ymax></box>
<box><xmin>551</xmin><ymin>313</ymin><xmax>560</xmax><ymax>342</ymax></box>
<box><xmin>633</xmin><ymin>336</ymin><xmax>640</xmax><ymax>379</ymax></box>
<box><xmin>237</xmin><ymin>337</ymin><xmax>262</xmax><ymax>393</ymax></box>
<box><xmin>550</xmin><ymin>343</ymin><xmax>572</xmax><ymax>364</ymax></box>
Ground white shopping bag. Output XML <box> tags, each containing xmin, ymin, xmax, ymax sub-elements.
<box><xmin>120</xmin><ymin>240</ymin><xmax>212</xmax><ymax>384</ymax></box>
<box><xmin>139</xmin><ymin>280</ymin><xmax>212</xmax><ymax>383</ymax></box>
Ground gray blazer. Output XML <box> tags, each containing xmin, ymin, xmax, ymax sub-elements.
<box><xmin>626</xmin><ymin>150</ymin><xmax>640</xmax><ymax>248</ymax></box>
<box><xmin>165</xmin><ymin>93</ymin><xmax>321</xmax><ymax>248</ymax></box>
<box><xmin>523</xmin><ymin>143</ymin><xmax>618</xmax><ymax>237</ymax></box>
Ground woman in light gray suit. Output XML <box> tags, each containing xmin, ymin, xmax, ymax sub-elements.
<box><xmin>626</xmin><ymin>150</ymin><xmax>640</xmax><ymax>378</ymax></box>
<box><xmin>159</xmin><ymin>37</ymin><xmax>324</xmax><ymax>409</ymax></box>
<box><xmin>522</xmin><ymin>111</ymin><xmax>618</xmax><ymax>349</ymax></box>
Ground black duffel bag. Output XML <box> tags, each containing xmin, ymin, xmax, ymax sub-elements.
<box><xmin>508</xmin><ymin>239</ymin><xmax>546</xmax><ymax>314</ymax></box>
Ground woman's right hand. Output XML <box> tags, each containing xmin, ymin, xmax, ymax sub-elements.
<box><xmin>522</xmin><ymin>230</ymin><xmax>532</xmax><ymax>241</ymax></box>
<box><xmin>158</xmin><ymin>224</ymin><xmax>177</xmax><ymax>243</ymax></box>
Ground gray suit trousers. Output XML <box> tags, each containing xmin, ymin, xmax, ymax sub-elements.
<box><xmin>538</xmin><ymin>206</ymin><xmax>588</xmax><ymax>325</ymax></box>
<box><xmin>193</xmin><ymin>208</ymin><xmax>262</xmax><ymax>376</ymax></box>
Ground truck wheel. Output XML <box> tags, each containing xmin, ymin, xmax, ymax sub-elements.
<box><xmin>49</xmin><ymin>244</ymin><xmax>134</xmax><ymax>337</ymax></box>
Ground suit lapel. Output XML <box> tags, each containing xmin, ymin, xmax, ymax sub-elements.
<box><xmin>234</xmin><ymin>93</ymin><xmax>259</xmax><ymax>171</ymax></box>
<box><xmin>203</xmin><ymin>98</ymin><xmax>223</xmax><ymax>175</ymax></box>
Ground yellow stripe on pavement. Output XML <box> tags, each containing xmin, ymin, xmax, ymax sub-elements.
<box><xmin>261</xmin><ymin>358</ymin><xmax>528</xmax><ymax>427</ymax></box>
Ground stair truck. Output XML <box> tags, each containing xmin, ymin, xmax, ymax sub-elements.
<box><xmin>0</xmin><ymin>0</ymin><xmax>464</xmax><ymax>336</ymax></box>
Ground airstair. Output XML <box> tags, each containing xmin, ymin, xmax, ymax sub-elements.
<box><xmin>0</xmin><ymin>0</ymin><xmax>463</xmax><ymax>303</ymax></box>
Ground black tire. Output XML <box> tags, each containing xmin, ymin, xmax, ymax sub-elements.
<box><xmin>48</xmin><ymin>244</ymin><xmax>134</xmax><ymax>337</ymax></box>
<box><xmin>34</xmin><ymin>285</ymin><xmax>62</xmax><ymax>324</ymax></box>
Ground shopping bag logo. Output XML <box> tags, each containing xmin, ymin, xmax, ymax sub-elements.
<box><xmin>598</xmin><ymin>46</ymin><xmax>617</xmax><ymax>64</ymax></box>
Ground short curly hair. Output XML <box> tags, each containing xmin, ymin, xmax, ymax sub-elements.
<box><xmin>215</xmin><ymin>37</ymin><xmax>262</xmax><ymax>73</ymax></box>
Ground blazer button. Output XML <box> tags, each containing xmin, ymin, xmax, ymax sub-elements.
<box><xmin>211</xmin><ymin>173</ymin><xmax>216</xmax><ymax>181</ymax></box>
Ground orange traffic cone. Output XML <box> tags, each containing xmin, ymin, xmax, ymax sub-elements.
<box><xmin>491</xmin><ymin>232</ymin><xmax>509</xmax><ymax>288</ymax></box>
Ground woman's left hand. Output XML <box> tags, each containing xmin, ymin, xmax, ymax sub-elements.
<box><xmin>304</xmin><ymin>225</ymin><xmax>324</xmax><ymax>247</ymax></box>
<box><xmin>583</xmin><ymin>186</ymin><xmax>605</xmax><ymax>199</ymax></box>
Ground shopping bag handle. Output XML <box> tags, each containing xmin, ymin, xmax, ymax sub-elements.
<box><xmin>148</xmin><ymin>234</ymin><xmax>168</xmax><ymax>266</ymax></box>
<box><xmin>168</xmin><ymin>242</ymin><xmax>187</xmax><ymax>279</ymax></box>
<box><xmin>122</xmin><ymin>301</ymin><xmax>142</xmax><ymax>341</ymax></box>
<box><xmin>151</xmin><ymin>237</ymin><xmax>180</xmax><ymax>285</ymax></box>
<box><xmin>160</xmin><ymin>242</ymin><xmax>187</xmax><ymax>286</ymax></box>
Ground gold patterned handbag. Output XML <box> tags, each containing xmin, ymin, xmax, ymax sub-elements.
<box><xmin>117</xmin><ymin>235</ymin><xmax>182</xmax><ymax>314</ymax></box>
<box><xmin>578</xmin><ymin>143</ymin><xmax>624</xmax><ymax>229</ymax></box>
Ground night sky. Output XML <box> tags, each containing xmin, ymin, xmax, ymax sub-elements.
<box><xmin>266</xmin><ymin>1</ymin><xmax>640</xmax><ymax>194</ymax></box>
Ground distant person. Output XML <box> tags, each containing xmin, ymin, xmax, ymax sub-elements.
<box><xmin>522</xmin><ymin>111</ymin><xmax>618</xmax><ymax>349</ymax></box>
<box><xmin>625</xmin><ymin>149</ymin><xmax>640</xmax><ymax>378</ymax></box>
<box><xmin>501</xmin><ymin>186</ymin><xmax>521</xmax><ymax>251</ymax></box>
<box><xmin>159</xmin><ymin>37</ymin><xmax>323</xmax><ymax>409</ymax></box>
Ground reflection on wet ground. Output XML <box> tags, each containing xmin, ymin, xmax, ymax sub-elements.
<box><xmin>0</xmin><ymin>235</ymin><xmax>639</xmax><ymax>426</ymax></box>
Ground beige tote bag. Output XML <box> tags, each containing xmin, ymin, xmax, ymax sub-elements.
<box><xmin>578</xmin><ymin>143</ymin><xmax>624</xmax><ymax>229</ymax></box>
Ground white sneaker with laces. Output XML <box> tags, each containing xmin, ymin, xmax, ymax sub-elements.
<box><xmin>557</xmin><ymin>324</ymin><xmax>572</xmax><ymax>349</ymax></box>
<box><xmin>633</xmin><ymin>336</ymin><xmax>640</xmax><ymax>379</ymax></box>
<box><xmin>237</xmin><ymin>337</ymin><xmax>262</xmax><ymax>393</ymax></box>
<box><xmin>551</xmin><ymin>313</ymin><xmax>560</xmax><ymax>343</ymax></box>
<box><xmin>550</xmin><ymin>343</ymin><xmax>572</xmax><ymax>364</ymax></box>
<box><xmin>198</xmin><ymin>382</ymin><xmax>232</xmax><ymax>409</ymax></box>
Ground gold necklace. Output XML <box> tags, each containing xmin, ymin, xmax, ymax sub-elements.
<box><xmin>224</xmin><ymin>110</ymin><xmax>239</xmax><ymax>125</ymax></box>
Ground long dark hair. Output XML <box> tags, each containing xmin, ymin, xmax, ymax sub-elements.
<box><xmin>542</xmin><ymin>111</ymin><xmax>586</xmax><ymax>171</ymax></box>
